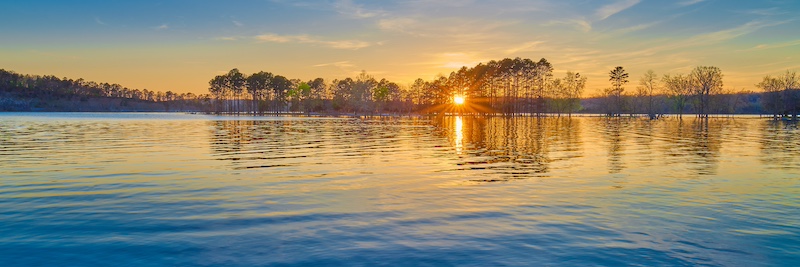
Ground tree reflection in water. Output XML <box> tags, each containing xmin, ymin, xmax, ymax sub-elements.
<box><xmin>761</xmin><ymin>121</ymin><xmax>800</xmax><ymax>168</ymax></box>
<box><xmin>437</xmin><ymin>116</ymin><xmax>738</xmax><ymax>183</ymax></box>
<box><xmin>658</xmin><ymin>118</ymin><xmax>723</xmax><ymax>176</ymax></box>
<box><xmin>433</xmin><ymin>116</ymin><xmax>582</xmax><ymax>182</ymax></box>
<box><xmin>207</xmin><ymin>116</ymin><xmax>792</xmax><ymax>184</ymax></box>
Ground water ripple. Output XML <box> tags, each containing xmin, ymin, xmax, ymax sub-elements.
<box><xmin>0</xmin><ymin>113</ymin><xmax>798</xmax><ymax>266</ymax></box>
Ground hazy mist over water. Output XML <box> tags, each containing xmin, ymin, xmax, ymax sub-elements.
<box><xmin>1</xmin><ymin>113</ymin><xmax>798</xmax><ymax>266</ymax></box>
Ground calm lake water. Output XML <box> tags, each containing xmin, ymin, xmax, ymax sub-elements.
<box><xmin>1</xmin><ymin>113</ymin><xmax>798</xmax><ymax>266</ymax></box>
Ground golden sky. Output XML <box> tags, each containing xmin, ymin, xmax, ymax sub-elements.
<box><xmin>2</xmin><ymin>0</ymin><xmax>798</xmax><ymax>95</ymax></box>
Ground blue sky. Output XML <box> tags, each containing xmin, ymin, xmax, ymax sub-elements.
<box><xmin>2</xmin><ymin>0</ymin><xmax>798</xmax><ymax>95</ymax></box>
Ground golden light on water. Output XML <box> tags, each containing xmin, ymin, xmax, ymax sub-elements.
<box><xmin>455</xmin><ymin>116</ymin><xmax>463</xmax><ymax>154</ymax></box>
<box><xmin>453</xmin><ymin>95</ymin><xmax>465</xmax><ymax>105</ymax></box>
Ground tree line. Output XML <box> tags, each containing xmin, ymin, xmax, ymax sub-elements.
<box><xmin>597</xmin><ymin>66</ymin><xmax>798</xmax><ymax>119</ymax></box>
<box><xmin>208</xmin><ymin>57</ymin><xmax>798</xmax><ymax>119</ymax></box>
<box><xmin>0</xmin><ymin>69</ymin><xmax>208</xmax><ymax>111</ymax></box>
<box><xmin>2</xmin><ymin>58</ymin><xmax>796</xmax><ymax>118</ymax></box>
<box><xmin>757</xmin><ymin>71</ymin><xmax>800</xmax><ymax>119</ymax></box>
<box><xmin>209</xmin><ymin>57</ymin><xmax>587</xmax><ymax>116</ymax></box>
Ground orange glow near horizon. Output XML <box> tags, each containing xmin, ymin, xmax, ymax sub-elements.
<box><xmin>3</xmin><ymin>2</ymin><xmax>797</xmax><ymax>96</ymax></box>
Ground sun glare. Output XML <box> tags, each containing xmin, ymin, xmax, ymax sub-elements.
<box><xmin>453</xmin><ymin>95</ymin><xmax>465</xmax><ymax>105</ymax></box>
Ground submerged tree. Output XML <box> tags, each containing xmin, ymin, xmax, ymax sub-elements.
<box><xmin>246</xmin><ymin>71</ymin><xmax>273</xmax><ymax>115</ymax></box>
<box><xmin>663</xmin><ymin>74</ymin><xmax>693</xmax><ymax>119</ymax></box>
<box><xmin>637</xmin><ymin>70</ymin><xmax>659</xmax><ymax>118</ymax></box>
<box><xmin>560</xmin><ymin>71</ymin><xmax>586</xmax><ymax>116</ymax></box>
<box><xmin>271</xmin><ymin>75</ymin><xmax>292</xmax><ymax>113</ymax></box>
<box><xmin>757</xmin><ymin>70</ymin><xmax>800</xmax><ymax>119</ymax></box>
<box><xmin>352</xmin><ymin>71</ymin><xmax>377</xmax><ymax>115</ymax></box>
<box><xmin>227</xmin><ymin>69</ymin><xmax>246</xmax><ymax>114</ymax></box>
<box><xmin>607</xmin><ymin>66</ymin><xmax>629</xmax><ymax>116</ymax></box>
<box><xmin>691</xmin><ymin>66</ymin><xmax>723</xmax><ymax>118</ymax></box>
<box><xmin>208</xmin><ymin>75</ymin><xmax>227</xmax><ymax>113</ymax></box>
<box><xmin>307</xmin><ymin>78</ymin><xmax>327</xmax><ymax>112</ymax></box>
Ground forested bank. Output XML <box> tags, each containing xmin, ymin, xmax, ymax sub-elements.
<box><xmin>2</xmin><ymin>57</ymin><xmax>797</xmax><ymax>118</ymax></box>
<box><xmin>206</xmin><ymin>57</ymin><xmax>798</xmax><ymax>118</ymax></box>
<box><xmin>0</xmin><ymin>69</ymin><xmax>208</xmax><ymax>112</ymax></box>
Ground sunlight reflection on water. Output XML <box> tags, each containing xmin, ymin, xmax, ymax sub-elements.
<box><xmin>0</xmin><ymin>113</ymin><xmax>798</xmax><ymax>266</ymax></box>
<box><xmin>455</xmin><ymin>116</ymin><xmax>463</xmax><ymax>155</ymax></box>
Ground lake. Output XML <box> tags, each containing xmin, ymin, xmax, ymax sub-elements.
<box><xmin>1</xmin><ymin>113</ymin><xmax>798</xmax><ymax>266</ymax></box>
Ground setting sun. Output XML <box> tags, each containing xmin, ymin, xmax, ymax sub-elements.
<box><xmin>2</xmin><ymin>0</ymin><xmax>799</xmax><ymax>265</ymax></box>
<box><xmin>453</xmin><ymin>95</ymin><xmax>465</xmax><ymax>105</ymax></box>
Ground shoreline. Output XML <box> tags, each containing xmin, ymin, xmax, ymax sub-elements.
<box><xmin>3</xmin><ymin>110</ymin><xmax>791</xmax><ymax>120</ymax></box>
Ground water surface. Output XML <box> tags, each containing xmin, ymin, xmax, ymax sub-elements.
<box><xmin>1</xmin><ymin>113</ymin><xmax>798</xmax><ymax>266</ymax></box>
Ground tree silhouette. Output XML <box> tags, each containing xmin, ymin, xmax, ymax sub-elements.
<box><xmin>637</xmin><ymin>70</ymin><xmax>659</xmax><ymax>118</ymax></box>
<box><xmin>607</xmin><ymin>66</ymin><xmax>629</xmax><ymax>116</ymax></box>
<box><xmin>246</xmin><ymin>71</ymin><xmax>273</xmax><ymax>115</ymax></box>
<box><xmin>308</xmin><ymin>78</ymin><xmax>326</xmax><ymax>112</ymax></box>
<box><xmin>226</xmin><ymin>69</ymin><xmax>246</xmax><ymax>115</ymax></box>
<box><xmin>662</xmin><ymin>74</ymin><xmax>692</xmax><ymax>119</ymax></box>
<box><xmin>0</xmin><ymin>69</ymin><xmax>206</xmax><ymax>112</ymax></box>
<box><xmin>271</xmin><ymin>75</ymin><xmax>291</xmax><ymax>113</ymax></box>
<box><xmin>758</xmin><ymin>71</ymin><xmax>799</xmax><ymax>119</ymax></box>
<box><xmin>690</xmin><ymin>66</ymin><xmax>723</xmax><ymax>118</ymax></box>
<box><xmin>562</xmin><ymin>71</ymin><xmax>586</xmax><ymax>116</ymax></box>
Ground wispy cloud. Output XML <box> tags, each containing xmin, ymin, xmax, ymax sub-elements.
<box><xmin>595</xmin><ymin>0</ymin><xmax>640</xmax><ymax>21</ymax></box>
<box><xmin>377</xmin><ymin>17</ymin><xmax>418</xmax><ymax>34</ymax></box>
<box><xmin>677</xmin><ymin>0</ymin><xmax>705</xmax><ymax>7</ymax></box>
<box><xmin>545</xmin><ymin>19</ymin><xmax>592</xmax><ymax>33</ymax></box>
<box><xmin>254</xmin><ymin>33</ymin><xmax>374</xmax><ymax>50</ymax></box>
<box><xmin>254</xmin><ymin>34</ymin><xmax>298</xmax><ymax>43</ymax></box>
<box><xmin>377</xmin><ymin>16</ymin><xmax>515</xmax><ymax>45</ymax></box>
<box><xmin>505</xmin><ymin>41</ymin><xmax>545</xmax><ymax>54</ymax></box>
<box><xmin>94</xmin><ymin>17</ymin><xmax>106</xmax><ymax>25</ymax></box>
<box><xmin>691</xmin><ymin>20</ymin><xmax>791</xmax><ymax>45</ymax></box>
<box><xmin>612</xmin><ymin>21</ymin><xmax>661</xmax><ymax>35</ymax></box>
<box><xmin>740</xmin><ymin>7</ymin><xmax>784</xmax><ymax>16</ymax></box>
<box><xmin>324</xmin><ymin>40</ymin><xmax>374</xmax><ymax>50</ymax></box>
<box><xmin>232</xmin><ymin>20</ymin><xmax>244</xmax><ymax>27</ymax></box>
<box><xmin>154</xmin><ymin>24</ymin><xmax>169</xmax><ymax>30</ymax></box>
<box><xmin>590</xmin><ymin>20</ymin><xmax>792</xmax><ymax>65</ymax></box>
<box><xmin>744</xmin><ymin>39</ymin><xmax>800</xmax><ymax>51</ymax></box>
<box><xmin>313</xmin><ymin>61</ymin><xmax>355</xmax><ymax>68</ymax></box>
<box><xmin>334</xmin><ymin>0</ymin><xmax>385</xmax><ymax>19</ymax></box>
<box><xmin>216</xmin><ymin>36</ymin><xmax>239</xmax><ymax>41</ymax></box>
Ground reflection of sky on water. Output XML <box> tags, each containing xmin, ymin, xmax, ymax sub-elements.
<box><xmin>1</xmin><ymin>114</ymin><xmax>799</xmax><ymax>266</ymax></box>
<box><xmin>426</xmin><ymin>116</ymin><xmax>792</xmax><ymax>182</ymax></box>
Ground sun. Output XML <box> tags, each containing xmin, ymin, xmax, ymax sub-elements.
<box><xmin>453</xmin><ymin>95</ymin><xmax>465</xmax><ymax>105</ymax></box>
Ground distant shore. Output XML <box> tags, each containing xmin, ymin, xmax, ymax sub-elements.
<box><xmin>0</xmin><ymin>95</ymin><xmax>203</xmax><ymax>112</ymax></box>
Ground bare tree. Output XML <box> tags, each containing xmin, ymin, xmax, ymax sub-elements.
<box><xmin>758</xmin><ymin>70</ymin><xmax>800</xmax><ymax>119</ymax></box>
<box><xmin>690</xmin><ymin>66</ymin><xmax>723</xmax><ymax>118</ymax></box>
<box><xmin>637</xmin><ymin>70</ymin><xmax>659</xmax><ymax>119</ymax></box>
<box><xmin>410</xmin><ymin>78</ymin><xmax>425</xmax><ymax>109</ymax></box>
<box><xmin>663</xmin><ymin>74</ymin><xmax>692</xmax><ymax>119</ymax></box>
<box><xmin>561</xmin><ymin>71</ymin><xmax>586</xmax><ymax>116</ymax></box>
<box><xmin>550</xmin><ymin>78</ymin><xmax>565</xmax><ymax>114</ymax></box>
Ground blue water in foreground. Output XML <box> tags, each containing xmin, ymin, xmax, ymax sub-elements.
<box><xmin>1</xmin><ymin>113</ymin><xmax>798</xmax><ymax>266</ymax></box>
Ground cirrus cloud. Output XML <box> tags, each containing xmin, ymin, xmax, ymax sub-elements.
<box><xmin>250</xmin><ymin>33</ymin><xmax>376</xmax><ymax>50</ymax></box>
<box><xmin>595</xmin><ymin>0</ymin><xmax>640</xmax><ymax>21</ymax></box>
